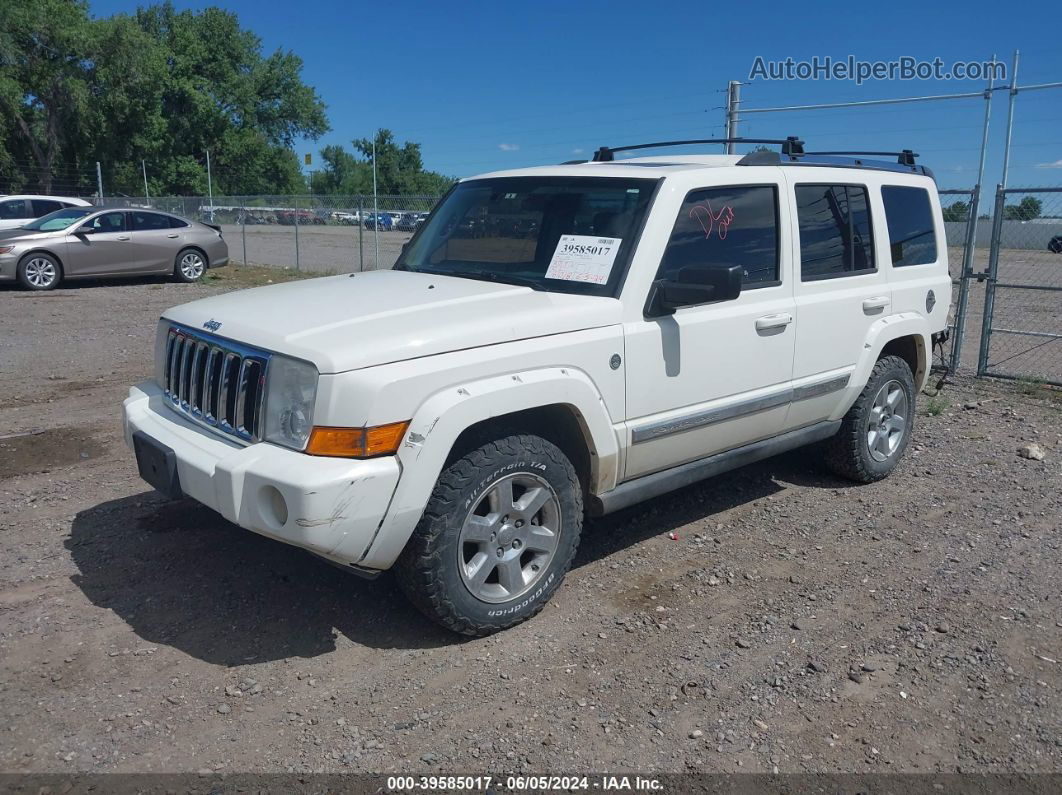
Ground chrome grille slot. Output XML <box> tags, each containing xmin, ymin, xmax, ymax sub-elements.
<box><xmin>162</xmin><ymin>325</ymin><xmax>270</xmax><ymax>443</ymax></box>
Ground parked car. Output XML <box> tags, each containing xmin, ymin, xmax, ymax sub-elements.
<box><xmin>0</xmin><ymin>195</ymin><xmax>92</xmax><ymax>230</ymax></box>
<box><xmin>122</xmin><ymin>140</ymin><xmax>949</xmax><ymax>636</ymax></box>
<box><xmin>0</xmin><ymin>206</ymin><xmax>228</xmax><ymax>290</ymax></box>
<box><xmin>363</xmin><ymin>212</ymin><xmax>394</xmax><ymax>231</ymax></box>
<box><xmin>276</xmin><ymin>209</ymin><xmax>315</xmax><ymax>225</ymax></box>
<box><xmin>1048</xmin><ymin>235</ymin><xmax>1062</xmax><ymax>254</ymax></box>
<box><xmin>395</xmin><ymin>212</ymin><xmax>423</xmax><ymax>232</ymax></box>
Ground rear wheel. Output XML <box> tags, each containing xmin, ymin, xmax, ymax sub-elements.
<box><xmin>17</xmin><ymin>253</ymin><xmax>61</xmax><ymax>291</ymax></box>
<box><xmin>173</xmin><ymin>248</ymin><xmax>206</xmax><ymax>282</ymax></box>
<box><xmin>823</xmin><ymin>355</ymin><xmax>915</xmax><ymax>483</ymax></box>
<box><xmin>396</xmin><ymin>433</ymin><xmax>582</xmax><ymax>636</ymax></box>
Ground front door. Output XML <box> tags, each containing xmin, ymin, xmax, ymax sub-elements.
<box><xmin>623</xmin><ymin>182</ymin><xmax>796</xmax><ymax>480</ymax></box>
<box><xmin>65</xmin><ymin>211</ymin><xmax>134</xmax><ymax>276</ymax></box>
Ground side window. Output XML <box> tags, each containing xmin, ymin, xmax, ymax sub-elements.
<box><xmin>83</xmin><ymin>212</ymin><xmax>127</xmax><ymax>233</ymax></box>
<box><xmin>32</xmin><ymin>199</ymin><xmax>63</xmax><ymax>216</ymax></box>
<box><xmin>131</xmin><ymin>211</ymin><xmax>171</xmax><ymax>231</ymax></box>
<box><xmin>657</xmin><ymin>185</ymin><xmax>779</xmax><ymax>287</ymax></box>
<box><xmin>168</xmin><ymin>215</ymin><xmax>190</xmax><ymax>229</ymax></box>
<box><xmin>796</xmin><ymin>184</ymin><xmax>875</xmax><ymax>280</ymax></box>
<box><xmin>0</xmin><ymin>199</ymin><xmax>28</xmax><ymax>219</ymax></box>
<box><xmin>881</xmin><ymin>186</ymin><xmax>937</xmax><ymax>266</ymax></box>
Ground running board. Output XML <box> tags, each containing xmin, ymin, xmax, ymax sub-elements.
<box><xmin>588</xmin><ymin>420</ymin><xmax>841</xmax><ymax>517</ymax></box>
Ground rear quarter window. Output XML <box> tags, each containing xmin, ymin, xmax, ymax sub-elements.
<box><xmin>881</xmin><ymin>186</ymin><xmax>938</xmax><ymax>266</ymax></box>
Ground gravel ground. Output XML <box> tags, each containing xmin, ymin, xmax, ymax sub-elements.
<box><xmin>1</xmin><ymin>272</ymin><xmax>1060</xmax><ymax>776</ymax></box>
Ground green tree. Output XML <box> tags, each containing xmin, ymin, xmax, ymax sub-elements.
<box><xmin>353</xmin><ymin>129</ymin><xmax>455</xmax><ymax>195</ymax></box>
<box><xmin>1002</xmin><ymin>196</ymin><xmax>1042</xmax><ymax>221</ymax></box>
<box><xmin>0</xmin><ymin>0</ymin><xmax>329</xmax><ymax>196</ymax></box>
<box><xmin>941</xmin><ymin>201</ymin><xmax>969</xmax><ymax>222</ymax></box>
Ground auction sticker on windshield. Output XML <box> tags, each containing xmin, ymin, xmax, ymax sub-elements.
<box><xmin>545</xmin><ymin>235</ymin><xmax>622</xmax><ymax>284</ymax></box>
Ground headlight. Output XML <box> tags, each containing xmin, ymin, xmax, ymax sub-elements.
<box><xmin>263</xmin><ymin>355</ymin><xmax>318</xmax><ymax>450</ymax></box>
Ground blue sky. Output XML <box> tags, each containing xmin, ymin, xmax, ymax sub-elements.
<box><xmin>89</xmin><ymin>0</ymin><xmax>1061</xmax><ymax>192</ymax></box>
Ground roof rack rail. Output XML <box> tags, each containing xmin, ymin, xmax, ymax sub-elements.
<box><xmin>807</xmin><ymin>149</ymin><xmax>918</xmax><ymax>166</ymax></box>
<box><xmin>591</xmin><ymin>136</ymin><xmax>804</xmax><ymax>162</ymax></box>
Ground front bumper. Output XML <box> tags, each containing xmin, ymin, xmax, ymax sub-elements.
<box><xmin>122</xmin><ymin>381</ymin><xmax>400</xmax><ymax>567</ymax></box>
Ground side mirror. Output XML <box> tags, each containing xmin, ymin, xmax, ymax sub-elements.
<box><xmin>647</xmin><ymin>264</ymin><xmax>743</xmax><ymax>316</ymax></box>
<box><xmin>76</xmin><ymin>225</ymin><xmax>96</xmax><ymax>235</ymax></box>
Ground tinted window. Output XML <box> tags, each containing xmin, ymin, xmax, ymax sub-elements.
<box><xmin>83</xmin><ymin>212</ymin><xmax>127</xmax><ymax>233</ymax></box>
<box><xmin>882</xmin><ymin>186</ymin><xmax>937</xmax><ymax>266</ymax></box>
<box><xmin>168</xmin><ymin>215</ymin><xmax>189</xmax><ymax>228</ymax></box>
<box><xmin>32</xmin><ymin>199</ymin><xmax>63</xmax><ymax>216</ymax></box>
<box><xmin>796</xmin><ymin>185</ymin><xmax>875</xmax><ymax>280</ymax></box>
<box><xmin>131</xmin><ymin>211</ymin><xmax>171</xmax><ymax>231</ymax></box>
<box><xmin>658</xmin><ymin>185</ymin><xmax>779</xmax><ymax>286</ymax></box>
<box><xmin>0</xmin><ymin>199</ymin><xmax>27</xmax><ymax>219</ymax></box>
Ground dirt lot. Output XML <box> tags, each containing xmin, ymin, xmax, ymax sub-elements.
<box><xmin>1</xmin><ymin>270</ymin><xmax>1060</xmax><ymax>777</ymax></box>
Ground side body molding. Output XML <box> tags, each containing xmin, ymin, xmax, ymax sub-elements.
<box><xmin>357</xmin><ymin>367</ymin><xmax>619</xmax><ymax>569</ymax></box>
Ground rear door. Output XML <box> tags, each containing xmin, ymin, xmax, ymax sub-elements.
<box><xmin>64</xmin><ymin>211</ymin><xmax>133</xmax><ymax>276</ymax></box>
<box><xmin>783</xmin><ymin>172</ymin><xmax>893</xmax><ymax>428</ymax></box>
<box><xmin>128</xmin><ymin>210</ymin><xmax>180</xmax><ymax>272</ymax></box>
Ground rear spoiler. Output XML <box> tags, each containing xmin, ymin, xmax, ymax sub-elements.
<box><xmin>204</xmin><ymin>223</ymin><xmax>222</xmax><ymax>235</ymax></box>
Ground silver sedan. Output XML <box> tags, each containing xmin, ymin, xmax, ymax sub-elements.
<box><xmin>0</xmin><ymin>207</ymin><xmax>229</xmax><ymax>290</ymax></box>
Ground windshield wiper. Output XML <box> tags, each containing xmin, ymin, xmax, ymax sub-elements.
<box><xmin>420</xmin><ymin>268</ymin><xmax>545</xmax><ymax>291</ymax></box>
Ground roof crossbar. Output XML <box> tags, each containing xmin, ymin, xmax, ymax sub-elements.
<box><xmin>591</xmin><ymin>136</ymin><xmax>805</xmax><ymax>162</ymax></box>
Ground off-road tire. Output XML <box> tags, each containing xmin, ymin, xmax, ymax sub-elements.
<box><xmin>824</xmin><ymin>355</ymin><xmax>916</xmax><ymax>483</ymax></box>
<box><xmin>395</xmin><ymin>434</ymin><xmax>582</xmax><ymax>636</ymax></box>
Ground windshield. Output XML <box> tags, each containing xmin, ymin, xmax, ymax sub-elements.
<box><xmin>395</xmin><ymin>176</ymin><xmax>657</xmax><ymax>295</ymax></box>
<box><xmin>21</xmin><ymin>207</ymin><xmax>94</xmax><ymax>231</ymax></box>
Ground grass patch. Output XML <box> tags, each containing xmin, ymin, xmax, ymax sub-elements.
<box><xmin>923</xmin><ymin>395</ymin><xmax>949</xmax><ymax>416</ymax></box>
<box><xmin>201</xmin><ymin>263</ymin><xmax>333</xmax><ymax>290</ymax></box>
<box><xmin>1015</xmin><ymin>375</ymin><xmax>1046</xmax><ymax>396</ymax></box>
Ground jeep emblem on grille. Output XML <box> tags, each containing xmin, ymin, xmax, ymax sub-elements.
<box><xmin>203</xmin><ymin>319</ymin><xmax>222</xmax><ymax>332</ymax></box>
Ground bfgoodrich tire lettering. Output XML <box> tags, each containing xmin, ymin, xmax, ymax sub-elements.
<box><xmin>824</xmin><ymin>355</ymin><xmax>916</xmax><ymax>483</ymax></box>
<box><xmin>396</xmin><ymin>434</ymin><xmax>582</xmax><ymax>636</ymax></box>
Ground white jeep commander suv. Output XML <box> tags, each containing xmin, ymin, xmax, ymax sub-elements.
<box><xmin>123</xmin><ymin>137</ymin><xmax>950</xmax><ymax>635</ymax></box>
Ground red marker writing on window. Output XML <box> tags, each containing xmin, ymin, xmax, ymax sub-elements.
<box><xmin>689</xmin><ymin>201</ymin><xmax>734</xmax><ymax>240</ymax></box>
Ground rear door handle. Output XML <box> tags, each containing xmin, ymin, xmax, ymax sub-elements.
<box><xmin>755</xmin><ymin>313</ymin><xmax>793</xmax><ymax>331</ymax></box>
<box><xmin>116</xmin><ymin>235</ymin><xmax>130</xmax><ymax>241</ymax></box>
<box><xmin>862</xmin><ymin>296</ymin><xmax>891</xmax><ymax>313</ymax></box>
<box><xmin>166</xmin><ymin>233</ymin><xmax>179</xmax><ymax>238</ymax></box>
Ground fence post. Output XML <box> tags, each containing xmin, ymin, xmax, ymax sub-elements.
<box><xmin>294</xmin><ymin>195</ymin><xmax>300</xmax><ymax>272</ymax></box>
<box><xmin>241</xmin><ymin>200</ymin><xmax>247</xmax><ymax>267</ymax></box>
<box><xmin>949</xmin><ymin>187</ymin><xmax>980</xmax><ymax>372</ymax></box>
<box><xmin>358</xmin><ymin>196</ymin><xmax>364</xmax><ymax>272</ymax></box>
<box><xmin>976</xmin><ymin>185</ymin><xmax>1007</xmax><ymax>376</ymax></box>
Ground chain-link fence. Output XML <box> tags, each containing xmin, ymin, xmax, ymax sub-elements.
<box><xmin>975</xmin><ymin>186</ymin><xmax>1062</xmax><ymax>386</ymax></box>
<box><xmin>98</xmin><ymin>194</ymin><xmax>442</xmax><ymax>272</ymax></box>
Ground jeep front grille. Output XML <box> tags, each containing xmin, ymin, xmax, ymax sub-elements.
<box><xmin>163</xmin><ymin>325</ymin><xmax>269</xmax><ymax>442</ymax></box>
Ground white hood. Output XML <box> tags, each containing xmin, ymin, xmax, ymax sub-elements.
<box><xmin>163</xmin><ymin>270</ymin><xmax>622</xmax><ymax>373</ymax></box>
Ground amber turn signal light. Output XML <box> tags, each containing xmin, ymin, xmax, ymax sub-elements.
<box><xmin>305</xmin><ymin>421</ymin><xmax>410</xmax><ymax>458</ymax></box>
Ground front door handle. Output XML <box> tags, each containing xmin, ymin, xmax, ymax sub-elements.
<box><xmin>116</xmin><ymin>235</ymin><xmax>130</xmax><ymax>241</ymax></box>
<box><xmin>755</xmin><ymin>313</ymin><xmax>793</xmax><ymax>331</ymax></box>
<box><xmin>166</xmin><ymin>233</ymin><xmax>179</xmax><ymax>238</ymax></box>
<box><xmin>862</xmin><ymin>296</ymin><xmax>891</xmax><ymax>313</ymax></box>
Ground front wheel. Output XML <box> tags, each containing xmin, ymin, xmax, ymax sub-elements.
<box><xmin>18</xmin><ymin>253</ymin><xmax>62</xmax><ymax>291</ymax></box>
<box><xmin>396</xmin><ymin>433</ymin><xmax>583</xmax><ymax>636</ymax></box>
<box><xmin>823</xmin><ymin>355</ymin><xmax>916</xmax><ymax>483</ymax></box>
<box><xmin>173</xmin><ymin>248</ymin><xmax>206</xmax><ymax>282</ymax></box>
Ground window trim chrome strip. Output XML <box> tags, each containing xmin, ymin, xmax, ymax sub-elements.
<box><xmin>630</xmin><ymin>374</ymin><xmax>850</xmax><ymax>445</ymax></box>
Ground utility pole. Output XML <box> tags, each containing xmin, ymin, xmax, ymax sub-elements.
<box><xmin>205</xmin><ymin>149</ymin><xmax>214</xmax><ymax>222</ymax></box>
<box><xmin>142</xmin><ymin>160</ymin><xmax>150</xmax><ymax>199</ymax></box>
<box><xmin>372</xmin><ymin>136</ymin><xmax>380</xmax><ymax>269</ymax></box>
<box><xmin>725</xmin><ymin>81</ymin><xmax>741</xmax><ymax>153</ymax></box>
<box><xmin>95</xmin><ymin>161</ymin><xmax>104</xmax><ymax>200</ymax></box>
